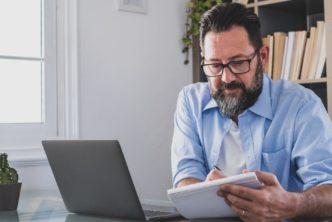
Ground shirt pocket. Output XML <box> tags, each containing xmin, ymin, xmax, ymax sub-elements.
<box><xmin>261</xmin><ymin>148</ymin><xmax>289</xmax><ymax>183</ymax></box>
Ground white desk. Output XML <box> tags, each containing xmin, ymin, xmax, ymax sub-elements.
<box><xmin>0</xmin><ymin>190</ymin><xmax>330</xmax><ymax>222</ymax></box>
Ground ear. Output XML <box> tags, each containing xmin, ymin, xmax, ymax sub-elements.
<box><xmin>259</xmin><ymin>45</ymin><xmax>269</xmax><ymax>67</ymax></box>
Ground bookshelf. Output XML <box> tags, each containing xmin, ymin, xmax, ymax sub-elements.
<box><xmin>192</xmin><ymin>0</ymin><xmax>332</xmax><ymax>119</ymax></box>
<box><xmin>250</xmin><ymin>0</ymin><xmax>331</xmax><ymax>118</ymax></box>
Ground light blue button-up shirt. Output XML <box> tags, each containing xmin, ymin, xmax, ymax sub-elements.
<box><xmin>171</xmin><ymin>75</ymin><xmax>332</xmax><ymax>191</ymax></box>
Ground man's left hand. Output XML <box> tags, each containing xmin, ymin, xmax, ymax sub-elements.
<box><xmin>218</xmin><ymin>171</ymin><xmax>298</xmax><ymax>222</ymax></box>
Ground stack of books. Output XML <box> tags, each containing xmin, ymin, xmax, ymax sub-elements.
<box><xmin>262</xmin><ymin>21</ymin><xmax>326</xmax><ymax>81</ymax></box>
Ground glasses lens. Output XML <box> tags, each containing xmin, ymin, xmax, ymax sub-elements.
<box><xmin>203</xmin><ymin>64</ymin><xmax>223</xmax><ymax>76</ymax></box>
<box><xmin>228</xmin><ymin>60</ymin><xmax>250</xmax><ymax>74</ymax></box>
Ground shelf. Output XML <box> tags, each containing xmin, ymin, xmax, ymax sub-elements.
<box><xmin>249</xmin><ymin>0</ymin><xmax>290</xmax><ymax>8</ymax></box>
<box><xmin>252</xmin><ymin>0</ymin><xmax>324</xmax><ymax>15</ymax></box>
<box><xmin>296</xmin><ymin>78</ymin><xmax>327</xmax><ymax>84</ymax></box>
<box><xmin>247</xmin><ymin>0</ymin><xmax>330</xmax><ymax>117</ymax></box>
<box><xmin>191</xmin><ymin>0</ymin><xmax>331</xmax><ymax>118</ymax></box>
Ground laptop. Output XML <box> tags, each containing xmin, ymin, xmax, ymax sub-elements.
<box><xmin>42</xmin><ymin>140</ymin><xmax>181</xmax><ymax>221</ymax></box>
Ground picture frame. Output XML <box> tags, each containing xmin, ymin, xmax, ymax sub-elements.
<box><xmin>117</xmin><ymin>0</ymin><xmax>148</xmax><ymax>14</ymax></box>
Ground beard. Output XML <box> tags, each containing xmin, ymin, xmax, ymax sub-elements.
<box><xmin>210</xmin><ymin>59</ymin><xmax>264</xmax><ymax>118</ymax></box>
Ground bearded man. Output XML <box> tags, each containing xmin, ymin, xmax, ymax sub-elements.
<box><xmin>171</xmin><ymin>2</ymin><xmax>332</xmax><ymax>221</ymax></box>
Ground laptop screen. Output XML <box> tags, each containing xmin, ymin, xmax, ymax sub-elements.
<box><xmin>42</xmin><ymin>140</ymin><xmax>146</xmax><ymax>220</ymax></box>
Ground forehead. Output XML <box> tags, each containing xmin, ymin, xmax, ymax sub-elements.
<box><xmin>203</xmin><ymin>26</ymin><xmax>254</xmax><ymax>59</ymax></box>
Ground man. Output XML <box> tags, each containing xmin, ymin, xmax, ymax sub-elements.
<box><xmin>171</xmin><ymin>2</ymin><xmax>332</xmax><ymax>221</ymax></box>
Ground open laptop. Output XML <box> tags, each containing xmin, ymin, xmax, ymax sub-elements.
<box><xmin>42</xmin><ymin>140</ymin><xmax>181</xmax><ymax>221</ymax></box>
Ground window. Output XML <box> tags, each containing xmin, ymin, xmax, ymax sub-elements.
<box><xmin>0</xmin><ymin>0</ymin><xmax>58</xmax><ymax>148</ymax></box>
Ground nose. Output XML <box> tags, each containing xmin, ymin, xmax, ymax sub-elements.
<box><xmin>221</xmin><ymin>67</ymin><xmax>237</xmax><ymax>83</ymax></box>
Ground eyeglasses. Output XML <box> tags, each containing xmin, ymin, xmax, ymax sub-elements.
<box><xmin>201</xmin><ymin>50</ymin><xmax>259</xmax><ymax>78</ymax></box>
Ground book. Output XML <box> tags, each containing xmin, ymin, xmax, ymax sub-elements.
<box><xmin>307</xmin><ymin>21</ymin><xmax>325</xmax><ymax>80</ymax></box>
<box><xmin>280</xmin><ymin>35</ymin><xmax>288</xmax><ymax>79</ymax></box>
<box><xmin>289</xmin><ymin>31</ymin><xmax>307</xmax><ymax>80</ymax></box>
<box><xmin>262</xmin><ymin>35</ymin><xmax>274</xmax><ymax>77</ymax></box>
<box><xmin>281</xmin><ymin>32</ymin><xmax>295</xmax><ymax>80</ymax></box>
<box><xmin>167</xmin><ymin>172</ymin><xmax>262</xmax><ymax>219</ymax></box>
<box><xmin>272</xmin><ymin>32</ymin><xmax>287</xmax><ymax>80</ymax></box>
<box><xmin>315</xmin><ymin>24</ymin><xmax>326</xmax><ymax>79</ymax></box>
<box><xmin>301</xmin><ymin>27</ymin><xmax>316</xmax><ymax>80</ymax></box>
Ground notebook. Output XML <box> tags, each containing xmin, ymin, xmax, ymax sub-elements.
<box><xmin>42</xmin><ymin>140</ymin><xmax>181</xmax><ymax>221</ymax></box>
<box><xmin>167</xmin><ymin>172</ymin><xmax>262</xmax><ymax>219</ymax></box>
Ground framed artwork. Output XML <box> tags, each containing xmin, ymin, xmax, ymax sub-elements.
<box><xmin>117</xmin><ymin>0</ymin><xmax>148</xmax><ymax>14</ymax></box>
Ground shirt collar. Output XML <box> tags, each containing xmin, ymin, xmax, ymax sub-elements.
<box><xmin>202</xmin><ymin>75</ymin><xmax>273</xmax><ymax>120</ymax></box>
<box><xmin>247</xmin><ymin>75</ymin><xmax>273</xmax><ymax>120</ymax></box>
<box><xmin>203</xmin><ymin>95</ymin><xmax>218</xmax><ymax>111</ymax></box>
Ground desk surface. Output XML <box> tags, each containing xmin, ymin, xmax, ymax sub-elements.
<box><xmin>0</xmin><ymin>190</ymin><xmax>244</xmax><ymax>222</ymax></box>
<box><xmin>0</xmin><ymin>190</ymin><xmax>331</xmax><ymax>222</ymax></box>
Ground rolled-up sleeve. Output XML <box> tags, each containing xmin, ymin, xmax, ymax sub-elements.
<box><xmin>171</xmin><ymin>88</ymin><xmax>207</xmax><ymax>187</ymax></box>
<box><xmin>293</xmin><ymin>96</ymin><xmax>332</xmax><ymax>190</ymax></box>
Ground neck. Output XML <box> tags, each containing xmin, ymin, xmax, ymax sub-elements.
<box><xmin>231</xmin><ymin>115</ymin><xmax>239</xmax><ymax>125</ymax></box>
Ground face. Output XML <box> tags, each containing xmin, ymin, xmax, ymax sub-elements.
<box><xmin>202</xmin><ymin>26</ymin><xmax>268</xmax><ymax>118</ymax></box>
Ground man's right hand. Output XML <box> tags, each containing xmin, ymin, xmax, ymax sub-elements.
<box><xmin>176</xmin><ymin>167</ymin><xmax>226</xmax><ymax>188</ymax></box>
<box><xmin>176</xmin><ymin>178</ymin><xmax>202</xmax><ymax>188</ymax></box>
<box><xmin>205</xmin><ymin>167</ymin><xmax>226</xmax><ymax>181</ymax></box>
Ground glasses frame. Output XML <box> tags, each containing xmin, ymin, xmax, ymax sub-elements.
<box><xmin>201</xmin><ymin>49</ymin><xmax>259</xmax><ymax>78</ymax></box>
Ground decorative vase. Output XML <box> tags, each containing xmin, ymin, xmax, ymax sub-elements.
<box><xmin>0</xmin><ymin>183</ymin><xmax>22</xmax><ymax>211</ymax></box>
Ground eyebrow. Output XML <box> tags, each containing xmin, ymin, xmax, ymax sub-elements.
<box><xmin>229</xmin><ymin>54</ymin><xmax>250</xmax><ymax>60</ymax></box>
<box><xmin>205</xmin><ymin>54</ymin><xmax>251</xmax><ymax>63</ymax></box>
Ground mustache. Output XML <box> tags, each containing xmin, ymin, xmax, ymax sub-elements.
<box><xmin>220</xmin><ymin>81</ymin><xmax>245</xmax><ymax>90</ymax></box>
<box><xmin>212</xmin><ymin>81</ymin><xmax>246</xmax><ymax>99</ymax></box>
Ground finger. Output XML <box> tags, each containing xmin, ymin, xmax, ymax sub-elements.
<box><xmin>212</xmin><ymin>168</ymin><xmax>225</xmax><ymax>178</ymax></box>
<box><xmin>242</xmin><ymin>169</ymin><xmax>252</xmax><ymax>174</ymax></box>
<box><xmin>220</xmin><ymin>184</ymin><xmax>259</xmax><ymax>201</ymax></box>
<box><xmin>254</xmin><ymin>170</ymin><xmax>279</xmax><ymax>186</ymax></box>
<box><xmin>223</xmin><ymin>192</ymin><xmax>253</xmax><ymax>211</ymax></box>
<box><xmin>223</xmin><ymin>196</ymin><xmax>231</xmax><ymax>206</ymax></box>
<box><xmin>229</xmin><ymin>203</ymin><xmax>250</xmax><ymax>220</ymax></box>
<box><xmin>205</xmin><ymin>169</ymin><xmax>225</xmax><ymax>181</ymax></box>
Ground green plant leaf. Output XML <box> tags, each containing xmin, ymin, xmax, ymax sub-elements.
<box><xmin>182</xmin><ymin>0</ymin><xmax>223</xmax><ymax>64</ymax></box>
<box><xmin>182</xmin><ymin>37</ymin><xmax>192</xmax><ymax>46</ymax></box>
<box><xmin>182</xmin><ymin>47</ymin><xmax>189</xmax><ymax>53</ymax></box>
<box><xmin>187</xmin><ymin>1</ymin><xmax>195</xmax><ymax>9</ymax></box>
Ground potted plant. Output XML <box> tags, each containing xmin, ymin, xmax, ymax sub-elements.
<box><xmin>182</xmin><ymin>0</ymin><xmax>223</xmax><ymax>64</ymax></box>
<box><xmin>0</xmin><ymin>153</ymin><xmax>21</xmax><ymax>211</ymax></box>
<box><xmin>182</xmin><ymin>0</ymin><xmax>251</xmax><ymax>64</ymax></box>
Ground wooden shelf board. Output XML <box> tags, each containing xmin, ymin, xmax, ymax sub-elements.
<box><xmin>295</xmin><ymin>77</ymin><xmax>327</xmax><ymax>84</ymax></box>
<box><xmin>248</xmin><ymin>0</ymin><xmax>290</xmax><ymax>8</ymax></box>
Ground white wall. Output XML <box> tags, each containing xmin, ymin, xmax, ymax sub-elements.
<box><xmin>77</xmin><ymin>0</ymin><xmax>192</xmax><ymax>202</ymax></box>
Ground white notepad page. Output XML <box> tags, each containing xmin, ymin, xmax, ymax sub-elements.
<box><xmin>167</xmin><ymin>172</ymin><xmax>262</xmax><ymax>219</ymax></box>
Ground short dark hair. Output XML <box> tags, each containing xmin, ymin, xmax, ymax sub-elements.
<box><xmin>200</xmin><ymin>3</ymin><xmax>262</xmax><ymax>53</ymax></box>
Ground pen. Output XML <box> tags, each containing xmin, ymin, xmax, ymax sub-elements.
<box><xmin>213</xmin><ymin>165</ymin><xmax>221</xmax><ymax>171</ymax></box>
